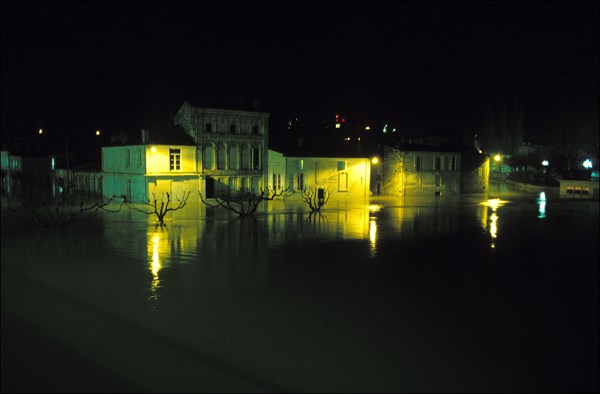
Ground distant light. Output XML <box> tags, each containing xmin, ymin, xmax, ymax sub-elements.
<box><xmin>478</xmin><ymin>149</ymin><xmax>483</xmax><ymax>154</ymax></box>
<box><xmin>343</xmin><ymin>137</ymin><xmax>351</xmax><ymax>141</ymax></box>
<box><xmin>583</xmin><ymin>159</ymin><xmax>592</xmax><ymax>169</ymax></box>
<box><xmin>96</xmin><ymin>130</ymin><xmax>101</xmax><ymax>136</ymax></box>
<box><xmin>371</xmin><ymin>157</ymin><xmax>379</xmax><ymax>164</ymax></box>
<box><xmin>383</xmin><ymin>124</ymin><xmax>388</xmax><ymax>134</ymax></box>
<box><xmin>336</xmin><ymin>114</ymin><xmax>339</xmax><ymax>118</ymax></box>
<box><xmin>151</xmin><ymin>146</ymin><xmax>157</xmax><ymax>153</ymax></box>
<box><xmin>335</xmin><ymin>123</ymin><xmax>341</xmax><ymax>129</ymax></box>
<box><xmin>358</xmin><ymin>137</ymin><xmax>361</xmax><ymax>141</ymax></box>
<box><xmin>365</xmin><ymin>126</ymin><xmax>371</xmax><ymax>131</ymax></box>
<box><xmin>51</xmin><ymin>157</ymin><xmax>55</xmax><ymax>171</ymax></box>
<box><xmin>392</xmin><ymin>128</ymin><xmax>396</xmax><ymax>133</ymax></box>
<box><xmin>341</xmin><ymin>119</ymin><xmax>346</xmax><ymax>123</ymax></box>
<box><xmin>494</xmin><ymin>154</ymin><xmax>501</xmax><ymax>162</ymax></box>
<box><xmin>38</xmin><ymin>128</ymin><xmax>43</xmax><ymax>135</ymax></box>
<box><xmin>542</xmin><ymin>160</ymin><xmax>549</xmax><ymax>167</ymax></box>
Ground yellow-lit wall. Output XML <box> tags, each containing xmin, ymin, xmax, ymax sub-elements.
<box><xmin>268</xmin><ymin>150</ymin><xmax>371</xmax><ymax>201</ymax></box>
<box><xmin>145</xmin><ymin>145</ymin><xmax>197</xmax><ymax>175</ymax></box>
<box><xmin>102</xmin><ymin>144</ymin><xmax>200</xmax><ymax>203</ymax></box>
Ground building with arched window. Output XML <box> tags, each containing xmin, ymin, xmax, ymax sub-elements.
<box><xmin>174</xmin><ymin>102</ymin><xmax>269</xmax><ymax>197</ymax></box>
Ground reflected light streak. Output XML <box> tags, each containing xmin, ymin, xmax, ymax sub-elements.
<box><xmin>537</xmin><ymin>192</ymin><xmax>547</xmax><ymax>219</ymax></box>
<box><xmin>149</xmin><ymin>233</ymin><xmax>162</xmax><ymax>302</ymax></box>
<box><xmin>480</xmin><ymin>198</ymin><xmax>509</xmax><ymax>249</ymax></box>
<box><xmin>368</xmin><ymin>205</ymin><xmax>380</xmax><ymax>257</ymax></box>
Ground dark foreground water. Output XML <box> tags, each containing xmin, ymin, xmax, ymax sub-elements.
<box><xmin>2</xmin><ymin>185</ymin><xmax>598</xmax><ymax>392</ymax></box>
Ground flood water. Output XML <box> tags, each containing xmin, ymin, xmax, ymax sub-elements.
<box><xmin>2</xmin><ymin>184</ymin><xmax>598</xmax><ymax>392</ymax></box>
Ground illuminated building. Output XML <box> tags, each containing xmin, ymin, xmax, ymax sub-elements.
<box><xmin>268</xmin><ymin>147</ymin><xmax>371</xmax><ymax>202</ymax></box>
<box><xmin>174</xmin><ymin>102</ymin><xmax>269</xmax><ymax>197</ymax></box>
<box><xmin>102</xmin><ymin>125</ymin><xmax>201</xmax><ymax>203</ymax></box>
<box><xmin>382</xmin><ymin>145</ymin><xmax>461</xmax><ymax>196</ymax></box>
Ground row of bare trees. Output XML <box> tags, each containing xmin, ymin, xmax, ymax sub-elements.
<box><xmin>1</xmin><ymin>186</ymin><xmax>331</xmax><ymax>228</ymax></box>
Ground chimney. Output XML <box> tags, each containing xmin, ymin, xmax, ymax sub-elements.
<box><xmin>297</xmin><ymin>138</ymin><xmax>303</xmax><ymax>148</ymax></box>
<box><xmin>141</xmin><ymin>129</ymin><xmax>149</xmax><ymax>144</ymax></box>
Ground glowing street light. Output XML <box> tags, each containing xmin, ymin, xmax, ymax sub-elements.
<box><xmin>371</xmin><ymin>157</ymin><xmax>379</xmax><ymax>164</ymax></box>
<box><xmin>38</xmin><ymin>128</ymin><xmax>44</xmax><ymax>135</ymax></box>
<box><xmin>583</xmin><ymin>159</ymin><xmax>593</xmax><ymax>169</ymax></box>
<box><xmin>494</xmin><ymin>154</ymin><xmax>502</xmax><ymax>162</ymax></box>
<box><xmin>542</xmin><ymin>160</ymin><xmax>549</xmax><ymax>167</ymax></box>
<box><xmin>96</xmin><ymin>130</ymin><xmax>101</xmax><ymax>136</ymax></box>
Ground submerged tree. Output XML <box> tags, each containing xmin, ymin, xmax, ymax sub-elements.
<box><xmin>199</xmin><ymin>187</ymin><xmax>286</xmax><ymax>217</ymax></box>
<box><xmin>2</xmin><ymin>191</ymin><xmax>124</xmax><ymax>228</ymax></box>
<box><xmin>127</xmin><ymin>191</ymin><xmax>191</xmax><ymax>227</ymax></box>
<box><xmin>301</xmin><ymin>186</ymin><xmax>330</xmax><ymax>212</ymax></box>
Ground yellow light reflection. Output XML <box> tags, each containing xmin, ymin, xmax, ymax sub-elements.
<box><xmin>369</xmin><ymin>219</ymin><xmax>377</xmax><ymax>247</ymax></box>
<box><xmin>149</xmin><ymin>233</ymin><xmax>162</xmax><ymax>302</ymax></box>
<box><xmin>368</xmin><ymin>205</ymin><xmax>380</xmax><ymax>257</ymax></box>
<box><xmin>479</xmin><ymin>198</ymin><xmax>509</xmax><ymax>249</ymax></box>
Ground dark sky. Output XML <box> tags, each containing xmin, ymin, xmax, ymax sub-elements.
<box><xmin>1</xmin><ymin>1</ymin><xmax>598</xmax><ymax>145</ymax></box>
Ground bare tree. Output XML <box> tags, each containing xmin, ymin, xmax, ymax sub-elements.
<box><xmin>199</xmin><ymin>187</ymin><xmax>286</xmax><ymax>217</ymax></box>
<box><xmin>301</xmin><ymin>186</ymin><xmax>330</xmax><ymax>212</ymax></box>
<box><xmin>3</xmin><ymin>192</ymin><xmax>124</xmax><ymax>228</ymax></box>
<box><xmin>127</xmin><ymin>191</ymin><xmax>191</xmax><ymax>227</ymax></box>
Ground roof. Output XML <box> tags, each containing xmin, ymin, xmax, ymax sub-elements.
<box><xmin>105</xmin><ymin>124</ymin><xmax>195</xmax><ymax>147</ymax></box>
<box><xmin>270</xmin><ymin>139</ymin><xmax>371</xmax><ymax>159</ymax></box>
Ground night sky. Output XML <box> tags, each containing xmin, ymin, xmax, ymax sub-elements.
<box><xmin>1</xmin><ymin>1</ymin><xmax>598</xmax><ymax>147</ymax></box>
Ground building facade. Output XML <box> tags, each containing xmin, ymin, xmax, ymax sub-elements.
<box><xmin>382</xmin><ymin>146</ymin><xmax>461</xmax><ymax>196</ymax></box>
<box><xmin>102</xmin><ymin>144</ymin><xmax>201</xmax><ymax>203</ymax></box>
<box><xmin>268</xmin><ymin>149</ymin><xmax>371</xmax><ymax>202</ymax></box>
<box><xmin>174</xmin><ymin>102</ymin><xmax>269</xmax><ymax>197</ymax></box>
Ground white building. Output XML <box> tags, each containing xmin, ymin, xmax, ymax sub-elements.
<box><xmin>102</xmin><ymin>127</ymin><xmax>201</xmax><ymax>203</ymax></box>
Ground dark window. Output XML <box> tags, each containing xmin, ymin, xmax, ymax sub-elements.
<box><xmin>205</xmin><ymin>123</ymin><xmax>212</xmax><ymax>133</ymax></box>
<box><xmin>416</xmin><ymin>156</ymin><xmax>422</xmax><ymax>171</ymax></box>
<box><xmin>230</xmin><ymin>124</ymin><xmax>236</xmax><ymax>134</ymax></box>
<box><xmin>435</xmin><ymin>157</ymin><xmax>441</xmax><ymax>171</ymax></box>
<box><xmin>252</xmin><ymin>126</ymin><xmax>259</xmax><ymax>135</ymax></box>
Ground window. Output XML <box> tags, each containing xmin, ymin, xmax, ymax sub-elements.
<box><xmin>434</xmin><ymin>157</ymin><xmax>441</xmax><ymax>171</ymax></box>
<box><xmin>416</xmin><ymin>156</ymin><xmax>422</xmax><ymax>171</ymax></box>
<box><xmin>170</xmin><ymin>148</ymin><xmax>181</xmax><ymax>171</ymax></box>
<box><xmin>217</xmin><ymin>144</ymin><xmax>226</xmax><ymax>170</ymax></box>
<box><xmin>230</xmin><ymin>124</ymin><xmax>236</xmax><ymax>134</ymax></box>
<box><xmin>451</xmin><ymin>156</ymin><xmax>457</xmax><ymax>171</ymax></box>
<box><xmin>252</xmin><ymin>147</ymin><xmax>260</xmax><ymax>169</ymax></box>
<box><xmin>338</xmin><ymin>160</ymin><xmax>346</xmax><ymax>171</ymax></box>
<box><xmin>252</xmin><ymin>126</ymin><xmax>259</xmax><ymax>135</ymax></box>
<box><xmin>338</xmin><ymin>172</ymin><xmax>348</xmax><ymax>191</ymax></box>
<box><xmin>203</xmin><ymin>144</ymin><xmax>215</xmax><ymax>170</ymax></box>
<box><xmin>125</xmin><ymin>148</ymin><xmax>131</xmax><ymax>169</ymax></box>
<box><xmin>229</xmin><ymin>145</ymin><xmax>239</xmax><ymax>170</ymax></box>
<box><xmin>297</xmin><ymin>173</ymin><xmax>304</xmax><ymax>191</ymax></box>
<box><xmin>205</xmin><ymin>123</ymin><xmax>212</xmax><ymax>133</ymax></box>
<box><xmin>273</xmin><ymin>173</ymin><xmax>281</xmax><ymax>190</ymax></box>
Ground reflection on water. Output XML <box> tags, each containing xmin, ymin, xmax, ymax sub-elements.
<box><xmin>3</xmin><ymin>188</ymin><xmax>598</xmax><ymax>393</ymax></box>
<box><xmin>368</xmin><ymin>205</ymin><xmax>381</xmax><ymax>258</ymax></box>
<box><xmin>148</xmin><ymin>232</ymin><xmax>163</xmax><ymax>305</ymax></box>
<box><xmin>478</xmin><ymin>198</ymin><xmax>510</xmax><ymax>249</ymax></box>
<box><xmin>537</xmin><ymin>192</ymin><xmax>547</xmax><ymax>219</ymax></box>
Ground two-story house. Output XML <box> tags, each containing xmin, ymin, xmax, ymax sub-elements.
<box><xmin>102</xmin><ymin>126</ymin><xmax>201</xmax><ymax>203</ymax></box>
<box><xmin>268</xmin><ymin>143</ymin><xmax>372</xmax><ymax>202</ymax></box>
